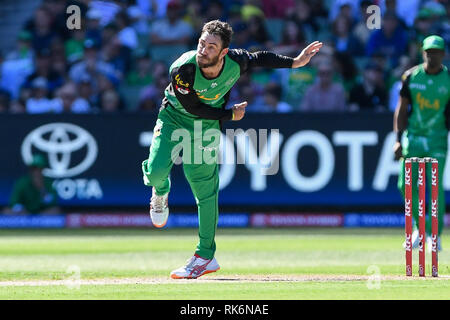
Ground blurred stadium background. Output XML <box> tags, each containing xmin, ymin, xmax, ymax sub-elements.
<box><xmin>0</xmin><ymin>0</ymin><xmax>449</xmax><ymax>230</ymax></box>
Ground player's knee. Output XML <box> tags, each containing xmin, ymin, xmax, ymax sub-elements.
<box><xmin>142</xmin><ymin>161</ymin><xmax>167</xmax><ymax>186</ymax></box>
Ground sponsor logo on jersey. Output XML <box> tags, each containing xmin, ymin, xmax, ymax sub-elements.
<box><xmin>410</xmin><ymin>83</ymin><xmax>426</xmax><ymax>90</ymax></box>
<box><xmin>416</xmin><ymin>92</ymin><xmax>440</xmax><ymax>110</ymax></box>
<box><xmin>176</xmin><ymin>85</ymin><xmax>190</xmax><ymax>95</ymax></box>
<box><xmin>197</xmin><ymin>92</ymin><xmax>221</xmax><ymax>101</ymax></box>
<box><xmin>175</xmin><ymin>74</ymin><xmax>189</xmax><ymax>87</ymax></box>
<box><xmin>211</xmin><ymin>82</ymin><xmax>218</xmax><ymax>88</ymax></box>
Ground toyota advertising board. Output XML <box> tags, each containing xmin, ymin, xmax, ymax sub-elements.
<box><xmin>1</xmin><ymin>113</ymin><xmax>450</xmax><ymax>208</ymax></box>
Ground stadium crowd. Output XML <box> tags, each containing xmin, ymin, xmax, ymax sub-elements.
<box><xmin>0</xmin><ymin>0</ymin><xmax>448</xmax><ymax>114</ymax></box>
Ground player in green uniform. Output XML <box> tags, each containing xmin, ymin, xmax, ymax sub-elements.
<box><xmin>141</xmin><ymin>20</ymin><xmax>322</xmax><ymax>279</ymax></box>
<box><xmin>394</xmin><ymin>35</ymin><xmax>449</xmax><ymax>251</ymax></box>
<box><xmin>3</xmin><ymin>154</ymin><xmax>60</xmax><ymax>215</ymax></box>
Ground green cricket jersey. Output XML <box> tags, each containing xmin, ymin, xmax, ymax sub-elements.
<box><xmin>160</xmin><ymin>49</ymin><xmax>294</xmax><ymax>121</ymax></box>
<box><xmin>9</xmin><ymin>175</ymin><xmax>58</xmax><ymax>213</ymax></box>
<box><xmin>400</xmin><ymin>64</ymin><xmax>450</xmax><ymax>139</ymax></box>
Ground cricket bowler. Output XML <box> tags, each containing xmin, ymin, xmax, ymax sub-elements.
<box><xmin>141</xmin><ymin>20</ymin><xmax>322</xmax><ymax>279</ymax></box>
<box><xmin>394</xmin><ymin>35</ymin><xmax>449</xmax><ymax>251</ymax></box>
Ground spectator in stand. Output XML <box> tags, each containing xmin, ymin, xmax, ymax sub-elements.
<box><xmin>205</xmin><ymin>0</ymin><xmax>227</xmax><ymax>22</ymax></box>
<box><xmin>53</xmin><ymin>81</ymin><xmax>91</xmax><ymax>113</ymax></box>
<box><xmin>273</xmin><ymin>20</ymin><xmax>307</xmax><ymax>56</ymax></box>
<box><xmin>137</xmin><ymin>0</ymin><xmax>171</xmax><ymax>20</ymax></box>
<box><xmin>424</xmin><ymin>1</ymin><xmax>448</xmax><ymax>36</ymax></box>
<box><xmin>97</xmin><ymin>73</ymin><xmax>118</xmax><ymax>98</ymax></box>
<box><xmin>101</xmin><ymin>23</ymin><xmax>119</xmax><ymax>46</ymax></box>
<box><xmin>328</xmin><ymin>0</ymin><xmax>360</xmax><ymax>23</ymax></box>
<box><xmin>289</xmin><ymin>0</ymin><xmax>320</xmax><ymax>36</ymax></box>
<box><xmin>227</xmin><ymin>5</ymin><xmax>245</xmax><ymax>27</ymax></box>
<box><xmin>237</xmin><ymin>83</ymin><xmax>264</xmax><ymax>113</ymax></box>
<box><xmin>78</xmin><ymin>75</ymin><xmax>99</xmax><ymax>110</ymax></box>
<box><xmin>65</xmin><ymin>28</ymin><xmax>86</xmax><ymax>64</ymax></box>
<box><xmin>309</xmin><ymin>0</ymin><xmax>329</xmax><ymax>22</ymax></box>
<box><xmin>85</xmin><ymin>8</ymin><xmax>103</xmax><ymax>47</ymax></box>
<box><xmin>271</xmin><ymin>45</ymin><xmax>335</xmax><ymax>111</ymax></box>
<box><xmin>352</xmin><ymin>0</ymin><xmax>374</xmax><ymax>47</ymax></box>
<box><xmin>138</xmin><ymin>62</ymin><xmax>168</xmax><ymax>112</ymax></box>
<box><xmin>51</xmin><ymin>50</ymin><xmax>68</xmax><ymax>80</ymax></box>
<box><xmin>226</xmin><ymin>71</ymin><xmax>263</xmax><ymax>111</ymax></box>
<box><xmin>0</xmin><ymin>46</ymin><xmax>34</xmax><ymax>99</ymax></box>
<box><xmin>126</xmin><ymin>49</ymin><xmax>153</xmax><ymax>86</ymax></box>
<box><xmin>22</xmin><ymin>49</ymin><xmax>64</xmax><ymax>96</ymax></box>
<box><xmin>300</xmin><ymin>62</ymin><xmax>347</xmax><ymax>112</ymax></box>
<box><xmin>99</xmin><ymin>89</ymin><xmax>124</xmax><ymax>112</ymax></box>
<box><xmin>229</xmin><ymin>22</ymin><xmax>259</xmax><ymax>50</ymax></box>
<box><xmin>150</xmin><ymin>1</ymin><xmax>194</xmax><ymax>46</ymax></box>
<box><xmin>42</xmin><ymin>0</ymin><xmax>73</xmax><ymax>41</ymax></box>
<box><xmin>439</xmin><ymin>4</ymin><xmax>450</xmax><ymax>53</ymax></box>
<box><xmin>331</xmin><ymin>14</ymin><xmax>364</xmax><ymax>56</ymax></box>
<box><xmin>231</xmin><ymin>71</ymin><xmax>264</xmax><ymax>111</ymax></box>
<box><xmin>247</xmin><ymin>15</ymin><xmax>273</xmax><ymax>50</ymax></box>
<box><xmin>256</xmin><ymin>82</ymin><xmax>293</xmax><ymax>113</ymax></box>
<box><xmin>333</xmin><ymin>51</ymin><xmax>359</xmax><ymax>93</ymax></box>
<box><xmin>24</xmin><ymin>6</ymin><xmax>57</xmax><ymax>53</ymax></box>
<box><xmin>49</xmin><ymin>36</ymin><xmax>66</xmax><ymax>59</ymax></box>
<box><xmin>183</xmin><ymin>0</ymin><xmax>207</xmax><ymax>47</ymax></box>
<box><xmin>88</xmin><ymin>0</ymin><xmax>122</xmax><ymax>27</ymax></box>
<box><xmin>127</xmin><ymin>4</ymin><xmax>149</xmax><ymax>35</ymax></box>
<box><xmin>183</xmin><ymin>0</ymin><xmax>205</xmax><ymax>32</ymax></box>
<box><xmin>115</xmin><ymin>10</ymin><xmax>139</xmax><ymax>50</ymax></box>
<box><xmin>10</xmin><ymin>103</ymin><xmax>26</xmax><ymax>114</ymax></box>
<box><xmin>287</xmin><ymin>0</ymin><xmax>318</xmax><ymax>41</ymax></box>
<box><xmin>409</xmin><ymin>8</ymin><xmax>443</xmax><ymax>64</ymax></box>
<box><xmin>366</xmin><ymin>10</ymin><xmax>408</xmax><ymax>68</ymax></box>
<box><xmin>348</xmin><ymin>62</ymin><xmax>387</xmax><ymax>112</ymax></box>
<box><xmin>380</xmin><ymin>0</ymin><xmax>421</xmax><ymax>28</ymax></box>
<box><xmin>241</xmin><ymin>0</ymin><xmax>265</xmax><ymax>22</ymax></box>
<box><xmin>25</xmin><ymin>77</ymin><xmax>55</xmax><ymax>114</ymax></box>
<box><xmin>3</xmin><ymin>154</ymin><xmax>60</xmax><ymax>215</ymax></box>
<box><xmin>69</xmin><ymin>39</ymin><xmax>120</xmax><ymax>87</ymax></box>
<box><xmin>101</xmin><ymin>38</ymin><xmax>129</xmax><ymax>76</ymax></box>
<box><xmin>261</xmin><ymin>0</ymin><xmax>295</xmax><ymax>18</ymax></box>
<box><xmin>388</xmin><ymin>56</ymin><xmax>414</xmax><ymax>112</ymax></box>
<box><xmin>6</xmin><ymin>31</ymin><xmax>34</xmax><ymax>62</ymax></box>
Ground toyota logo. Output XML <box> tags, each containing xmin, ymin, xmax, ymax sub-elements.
<box><xmin>21</xmin><ymin>123</ymin><xmax>98</xmax><ymax>178</ymax></box>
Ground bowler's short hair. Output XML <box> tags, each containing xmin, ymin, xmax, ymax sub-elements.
<box><xmin>201</xmin><ymin>20</ymin><xmax>233</xmax><ymax>49</ymax></box>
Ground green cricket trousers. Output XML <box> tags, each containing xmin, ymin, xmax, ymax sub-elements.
<box><xmin>397</xmin><ymin>134</ymin><xmax>447</xmax><ymax>236</ymax></box>
<box><xmin>141</xmin><ymin>107</ymin><xmax>221</xmax><ymax>259</ymax></box>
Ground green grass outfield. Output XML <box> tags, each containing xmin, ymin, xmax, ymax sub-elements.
<box><xmin>0</xmin><ymin>228</ymin><xmax>449</xmax><ymax>300</ymax></box>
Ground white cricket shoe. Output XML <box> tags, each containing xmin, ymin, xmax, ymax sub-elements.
<box><xmin>170</xmin><ymin>255</ymin><xmax>220</xmax><ymax>279</ymax></box>
<box><xmin>149</xmin><ymin>188</ymin><xmax>169</xmax><ymax>228</ymax></box>
<box><xmin>403</xmin><ymin>229</ymin><xmax>420</xmax><ymax>249</ymax></box>
<box><xmin>426</xmin><ymin>235</ymin><xmax>442</xmax><ymax>253</ymax></box>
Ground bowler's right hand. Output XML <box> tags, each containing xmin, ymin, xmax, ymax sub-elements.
<box><xmin>232</xmin><ymin>101</ymin><xmax>247</xmax><ymax>121</ymax></box>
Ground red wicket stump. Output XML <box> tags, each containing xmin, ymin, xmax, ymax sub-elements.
<box><xmin>431</xmin><ymin>159</ymin><xmax>438</xmax><ymax>277</ymax></box>
<box><xmin>404</xmin><ymin>157</ymin><xmax>439</xmax><ymax>277</ymax></box>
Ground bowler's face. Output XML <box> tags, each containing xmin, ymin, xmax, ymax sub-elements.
<box><xmin>196</xmin><ymin>33</ymin><xmax>223</xmax><ymax>68</ymax></box>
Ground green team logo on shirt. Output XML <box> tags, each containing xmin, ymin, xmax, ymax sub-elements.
<box><xmin>407</xmin><ymin>65</ymin><xmax>450</xmax><ymax>137</ymax></box>
<box><xmin>416</xmin><ymin>92</ymin><xmax>440</xmax><ymax>110</ymax></box>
